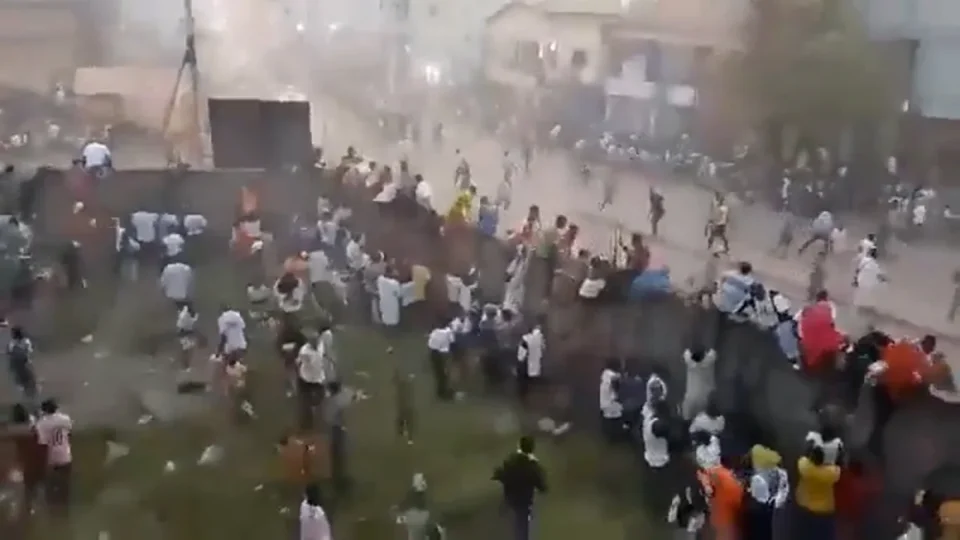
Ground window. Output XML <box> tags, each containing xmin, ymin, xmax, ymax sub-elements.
<box><xmin>571</xmin><ymin>49</ymin><xmax>588</xmax><ymax>69</ymax></box>
<box><xmin>514</xmin><ymin>40</ymin><xmax>541</xmax><ymax>73</ymax></box>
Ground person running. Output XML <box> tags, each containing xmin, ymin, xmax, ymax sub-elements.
<box><xmin>7</xmin><ymin>327</ymin><xmax>37</xmax><ymax>402</ymax></box>
<box><xmin>599</xmin><ymin>169</ymin><xmax>616</xmax><ymax>211</ymax></box>
<box><xmin>649</xmin><ymin>187</ymin><xmax>665</xmax><ymax>236</ymax></box>
<box><xmin>706</xmin><ymin>194</ymin><xmax>730</xmax><ymax>253</ymax></box>
<box><xmin>493</xmin><ymin>436</ymin><xmax>547</xmax><ymax>540</ymax></box>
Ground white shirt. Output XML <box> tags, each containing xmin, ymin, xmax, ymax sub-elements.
<box><xmin>216</xmin><ymin>310</ymin><xmax>247</xmax><ymax>353</ymax></box>
<box><xmin>317</xmin><ymin>219</ymin><xmax>338</xmax><ymax>246</ymax></box>
<box><xmin>749</xmin><ymin>467</ymin><xmax>790</xmax><ymax>507</ymax></box>
<box><xmin>695</xmin><ymin>435</ymin><xmax>722</xmax><ymax>469</ymax></box>
<box><xmin>642</xmin><ymin>413</ymin><xmax>670</xmax><ymax>468</ymax></box>
<box><xmin>131</xmin><ymin>211</ymin><xmax>159</xmax><ymax>243</ymax></box>
<box><xmin>445</xmin><ymin>275</ymin><xmax>473</xmax><ymax>314</ymax></box>
<box><xmin>162</xmin><ymin>232</ymin><xmax>185</xmax><ymax>257</ymax></box>
<box><xmin>414</xmin><ymin>181</ymin><xmax>433</xmax><ymax>209</ymax></box>
<box><xmin>599</xmin><ymin>368</ymin><xmax>623</xmax><ymax>418</ymax></box>
<box><xmin>427</xmin><ymin>327</ymin><xmax>454</xmax><ymax>353</ymax></box>
<box><xmin>345</xmin><ymin>240</ymin><xmax>366</xmax><ymax>271</ymax></box>
<box><xmin>297</xmin><ymin>343</ymin><xmax>327</xmax><ymax>384</ymax></box>
<box><xmin>377</xmin><ymin>275</ymin><xmax>402</xmax><ymax>326</ymax></box>
<box><xmin>373</xmin><ymin>182</ymin><xmax>398</xmax><ymax>203</ymax></box>
<box><xmin>158</xmin><ymin>213</ymin><xmax>179</xmax><ymax>234</ymax></box>
<box><xmin>913</xmin><ymin>204</ymin><xmax>927</xmax><ymax>225</ymax></box>
<box><xmin>160</xmin><ymin>262</ymin><xmax>193</xmax><ymax>301</ymax></box>
<box><xmin>82</xmin><ymin>141</ymin><xmax>111</xmax><ymax>167</ymax></box>
<box><xmin>517</xmin><ymin>327</ymin><xmax>544</xmax><ymax>377</ymax></box>
<box><xmin>183</xmin><ymin>214</ymin><xmax>207</xmax><ymax>236</ymax></box>
<box><xmin>307</xmin><ymin>250</ymin><xmax>331</xmax><ymax>284</ymax></box>
<box><xmin>275</xmin><ymin>278</ymin><xmax>306</xmax><ymax>313</ymax></box>
<box><xmin>689</xmin><ymin>413</ymin><xmax>725</xmax><ymax>436</ymax></box>
<box><xmin>299</xmin><ymin>501</ymin><xmax>333</xmax><ymax>540</ymax></box>
<box><xmin>856</xmin><ymin>256</ymin><xmax>883</xmax><ymax>289</ymax></box>
<box><xmin>806</xmin><ymin>431</ymin><xmax>844</xmax><ymax>465</ymax></box>
<box><xmin>176</xmin><ymin>307</ymin><xmax>198</xmax><ymax>332</ymax></box>
<box><xmin>858</xmin><ymin>238</ymin><xmax>876</xmax><ymax>259</ymax></box>
<box><xmin>578</xmin><ymin>278</ymin><xmax>605</xmax><ymax>299</ymax></box>
<box><xmin>36</xmin><ymin>411</ymin><xmax>73</xmax><ymax>465</ymax></box>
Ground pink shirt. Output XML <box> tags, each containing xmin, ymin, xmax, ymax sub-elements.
<box><xmin>36</xmin><ymin>412</ymin><xmax>73</xmax><ymax>466</ymax></box>
<box><xmin>300</xmin><ymin>501</ymin><xmax>332</xmax><ymax>540</ymax></box>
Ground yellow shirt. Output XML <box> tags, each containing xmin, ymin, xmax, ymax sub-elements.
<box><xmin>411</xmin><ymin>264</ymin><xmax>431</xmax><ymax>302</ymax></box>
<box><xmin>795</xmin><ymin>457</ymin><xmax>840</xmax><ymax>514</ymax></box>
<box><xmin>447</xmin><ymin>191</ymin><xmax>474</xmax><ymax>222</ymax></box>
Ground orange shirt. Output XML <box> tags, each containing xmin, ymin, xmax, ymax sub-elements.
<box><xmin>701</xmin><ymin>466</ymin><xmax>743</xmax><ymax>530</ymax></box>
<box><xmin>882</xmin><ymin>341</ymin><xmax>928</xmax><ymax>401</ymax></box>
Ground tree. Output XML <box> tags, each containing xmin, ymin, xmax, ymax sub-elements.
<box><xmin>726</xmin><ymin>0</ymin><xmax>895</xmax><ymax>165</ymax></box>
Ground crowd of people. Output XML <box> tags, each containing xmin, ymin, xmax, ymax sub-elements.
<box><xmin>1</xmin><ymin>125</ymin><xmax>959</xmax><ymax>540</ymax></box>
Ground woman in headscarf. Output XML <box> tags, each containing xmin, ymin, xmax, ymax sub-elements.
<box><xmin>742</xmin><ymin>445</ymin><xmax>789</xmax><ymax>540</ymax></box>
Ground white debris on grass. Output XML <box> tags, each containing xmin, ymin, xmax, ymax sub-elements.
<box><xmin>104</xmin><ymin>441</ymin><xmax>131</xmax><ymax>464</ymax></box>
<box><xmin>164</xmin><ymin>461</ymin><xmax>177</xmax><ymax>473</ymax></box>
<box><xmin>137</xmin><ymin>414</ymin><xmax>154</xmax><ymax>425</ymax></box>
<box><xmin>80</xmin><ymin>334</ymin><xmax>94</xmax><ymax>344</ymax></box>
<box><xmin>536</xmin><ymin>417</ymin><xmax>556</xmax><ymax>433</ymax></box>
<box><xmin>198</xmin><ymin>445</ymin><xmax>224</xmax><ymax>466</ymax></box>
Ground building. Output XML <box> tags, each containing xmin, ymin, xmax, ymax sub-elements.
<box><xmin>859</xmin><ymin>0</ymin><xmax>960</xmax><ymax>169</ymax></box>
<box><xmin>601</xmin><ymin>0</ymin><xmax>747</xmax><ymax>138</ymax></box>
<box><xmin>405</xmin><ymin>0</ymin><xmax>513</xmax><ymax>83</ymax></box>
<box><xmin>0</xmin><ymin>0</ymin><xmax>98</xmax><ymax>93</ymax></box>
<box><xmin>482</xmin><ymin>0</ymin><xmax>624</xmax><ymax>90</ymax></box>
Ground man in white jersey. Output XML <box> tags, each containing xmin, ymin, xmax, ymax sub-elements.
<box><xmin>36</xmin><ymin>399</ymin><xmax>73</xmax><ymax>507</ymax></box>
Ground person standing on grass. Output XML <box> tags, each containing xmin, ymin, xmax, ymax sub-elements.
<box><xmin>176</xmin><ymin>304</ymin><xmax>199</xmax><ymax>370</ymax></box>
<box><xmin>681</xmin><ymin>348</ymin><xmax>716</xmax><ymax>420</ymax></box>
<box><xmin>426</xmin><ymin>318</ymin><xmax>454</xmax><ymax>400</ymax></box>
<box><xmin>794</xmin><ymin>446</ymin><xmax>840</xmax><ymax>540</ymax></box>
<box><xmin>516</xmin><ymin>317</ymin><xmax>545</xmax><ymax>406</ymax></box>
<box><xmin>35</xmin><ymin>399</ymin><xmax>72</xmax><ymax>511</ymax></box>
<box><xmin>297</xmin><ymin>334</ymin><xmax>328</xmax><ymax>429</ymax></box>
<box><xmin>160</xmin><ymin>259</ymin><xmax>194</xmax><ymax>310</ymax></box>
<box><xmin>493</xmin><ymin>436</ymin><xmax>547</xmax><ymax>540</ymax></box>
<box><xmin>7</xmin><ymin>327</ymin><xmax>37</xmax><ymax>403</ymax></box>
<box><xmin>377</xmin><ymin>267</ymin><xmax>403</xmax><ymax>330</ymax></box>
<box><xmin>216</xmin><ymin>304</ymin><xmax>247</xmax><ymax>365</ymax></box>
<box><xmin>324</xmin><ymin>381</ymin><xmax>351</xmax><ymax>493</ymax></box>
<box><xmin>393</xmin><ymin>362</ymin><xmax>416</xmax><ymax>445</ymax></box>
<box><xmin>300</xmin><ymin>483</ymin><xmax>333</xmax><ymax>540</ymax></box>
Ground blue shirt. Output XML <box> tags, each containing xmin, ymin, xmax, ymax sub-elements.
<box><xmin>477</xmin><ymin>205</ymin><xmax>499</xmax><ymax>237</ymax></box>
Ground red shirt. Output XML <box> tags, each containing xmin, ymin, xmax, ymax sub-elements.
<box><xmin>799</xmin><ymin>301</ymin><xmax>844</xmax><ymax>370</ymax></box>
<box><xmin>834</xmin><ymin>468</ymin><xmax>880</xmax><ymax>521</ymax></box>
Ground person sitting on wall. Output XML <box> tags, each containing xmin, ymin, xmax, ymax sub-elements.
<box><xmin>81</xmin><ymin>137</ymin><xmax>112</xmax><ymax>179</ymax></box>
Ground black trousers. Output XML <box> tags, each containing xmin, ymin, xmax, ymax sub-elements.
<box><xmin>429</xmin><ymin>350</ymin><xmax>451</xmax><ymax>399</ymax></box>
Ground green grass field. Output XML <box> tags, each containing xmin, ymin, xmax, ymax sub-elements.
<box><xmin>18</xmin><ymin>257</ymin><xmax>667</xmax><ymax>540</ymax></box>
